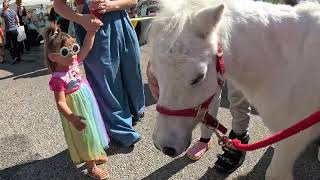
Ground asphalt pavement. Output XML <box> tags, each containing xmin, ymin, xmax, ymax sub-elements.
<box><xmin>0</xmin><ymin>45</ymin><xmax>319</xmax><ymax>180</ymax></box>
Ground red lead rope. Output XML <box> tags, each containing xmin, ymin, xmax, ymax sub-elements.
<box><xmin>224</xmin><ymin>110</ymin><xmax>320</xmax><ymax>151</ymax></box>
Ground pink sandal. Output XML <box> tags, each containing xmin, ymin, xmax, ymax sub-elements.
<box><xmin>187</xmin><ymin>139</ymin><xmax>213</xmax><ymax>161</ymax></box>
<box><xmin>87</xmin><ymin>166</ymin><xmax>109</xmax><ymax>180</ymax></box>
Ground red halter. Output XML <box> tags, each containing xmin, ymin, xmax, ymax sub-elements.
<box><xmin>156</xmin><ymin>44</ymin><xmax>228</xmax><ymax>134</ymax></box>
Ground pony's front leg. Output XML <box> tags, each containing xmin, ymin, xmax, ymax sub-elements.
<box><xmin>265</xmin><ymin>136</ymin><xmax>307</xmax><ymax>180</ymax></box>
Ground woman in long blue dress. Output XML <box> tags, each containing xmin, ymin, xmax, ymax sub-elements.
<box><xmin>53</xmin><ymin>0</ymin><xmax>145</xmax><ymax>148</ymax></box>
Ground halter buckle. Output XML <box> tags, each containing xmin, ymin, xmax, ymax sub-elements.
<box><xmin>195</xmin><ymin>107</ymin><xmax>207</xmax><ymax>122</ymax></box>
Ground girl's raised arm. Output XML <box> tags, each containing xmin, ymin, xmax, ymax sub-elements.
<box><xmin>53</xmin><ymin>0</ymin><xmax>102</xmax><ymax>32</ymax></box>
<box><xmin>78</xmin><ymin>31</ymin><xmax>96</xmax><ymax>61</ymax></box>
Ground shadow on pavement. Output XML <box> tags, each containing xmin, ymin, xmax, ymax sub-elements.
<box><xmin>105</xmin><ymin>144</ymin><xmax>134</xmax><ymax>156</ymax></box>
<box><xmin>0</xmin><ymin>46</ymin><xmax>49</xmax><ymax>81</ymax></box>
<box><xmin>141</xmin><ymin>155</ymin><xmax>193</xmax><ymax>180</ymax></box>
<box><xmin>198</xmin><ymin>167</ymin><xmax>230</xmax><ymax>180</ymax></box>
<box><xmin>236</xmin><ymin>140</ymin><xmax>320</xmax><ymax>180</ymax></box>
<box><xmin>236</xmin><ymin>147</ymin><xmax>273</xmax><ymax>180</ymax></box>
<box><xmin>0</xmin><ymin>150</ymin><xmax>92</xmax><ymax>180</ymax></box>
<box><xmin>294</xmin><ymin>139</ymin><xmax>320</xmax><ymax>180</ymax></box>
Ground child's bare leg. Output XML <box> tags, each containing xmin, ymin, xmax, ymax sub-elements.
<box><xmin>86</xmin><ymin>160</ymin><xmax>109</xmax><ymax>180</ymax></box>
<box><xmin>84</xmin><ymin>156</ymin><xmax>108</xmax><ymax>166</ymax></box>
<box><xmin>95</xmin><ymin>156</ymin><xmax>108</xmax><ymax>165</ymax></box>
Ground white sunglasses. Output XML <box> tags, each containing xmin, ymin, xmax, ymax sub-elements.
<box><xmin>56</xmin><ymin>43</ymin><xmax>80</xmax><ymax>57</ymax></box>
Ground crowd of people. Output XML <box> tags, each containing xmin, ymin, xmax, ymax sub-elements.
<box><xmin>0</xmin><ymin>0</ymin><xmax>22</xmax><ymax>64</ymax></box>
<box><xmin>0</xmin><ymin>0</ymin><xmax>67</xmax><ymax>64</ymax></box>
<box><xmin>0</xmin><ymin>0</ymin><xmax>43</xmax><ymax>64</ymax></box>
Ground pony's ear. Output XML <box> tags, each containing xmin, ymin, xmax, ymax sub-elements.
<box><xmin>191</xmin><ymin>4</ymin><xmax>224</xmax><ymax>38</ymax></box>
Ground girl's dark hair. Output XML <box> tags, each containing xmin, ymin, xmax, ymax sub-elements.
<box><xmin>44</xmin><ymin>25</ymin><xmax>74</xmax><ymax>72</ymax></box>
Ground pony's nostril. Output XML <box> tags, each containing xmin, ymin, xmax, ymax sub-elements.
<box><xmin>163</xmin><ymin>147</ymin><xmax>176</xmax><ymax>156</ymax></box>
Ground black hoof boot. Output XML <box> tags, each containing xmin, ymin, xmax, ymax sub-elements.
<box><xmin>214</xmin><ymin>130</ymin><xmax>250</xmax><ymax>174</ymax></box>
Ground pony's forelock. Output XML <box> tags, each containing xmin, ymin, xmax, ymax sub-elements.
<box><xmin>149</xmin><ymin>0</ymin><xmax>223</xmax><ymax>52</ymax></box>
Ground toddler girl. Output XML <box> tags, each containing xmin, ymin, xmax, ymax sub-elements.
<box><xmin>44</xmin><ymin>24</ymin><xmax>109</xmax><ymax>180</ymax></box>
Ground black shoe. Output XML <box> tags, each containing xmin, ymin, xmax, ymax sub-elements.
<box><xmin>133</xmin><ymin>112</ymin><xmax>145</xmax><ymax>124</ymax></box>
<box><xmin>214</xmin><ymin>130</ymin><xmax>250</xmax><ymax>174</ymax></box>
<box><xmin>139</xmin><ymin>112</ymin><xmax>145</xmax><ymax>119</ymax></box>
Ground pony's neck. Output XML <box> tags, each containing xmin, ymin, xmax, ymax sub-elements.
<box><xmin>217</xmin><ymin>2</ymin><xmax>300</xmax><ymax>101</ymax></box>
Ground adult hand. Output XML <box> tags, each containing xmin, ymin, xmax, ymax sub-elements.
<box><xmin>78</xmin><ymin>14</ymin><xmax>103</xmax><ymax>32</ymax></box>
<box><xmin>147</xmin><ymin>62</ymin><xmax>159</xmax><ymax>101</ymax></box>
<box><xmin>89</xmin><ymin>0</ymin><xmax>112</xmax><ymax>14</ymax></box>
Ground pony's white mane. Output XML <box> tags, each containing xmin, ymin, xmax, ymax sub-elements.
<box><xmin>149</xmin><ymin>0</ymin><xmax>221</xmax><ymax>50</ymax></box>
<box><xmin>149</xmin><ymin>0</ymin><xmax>320</xmax><ymax>52</ymax></box>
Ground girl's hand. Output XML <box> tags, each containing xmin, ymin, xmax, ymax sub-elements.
<box><xmin>70</xmin><ymin>115</ymin><xmax>86</xmax><ymax>131</ymax></box>
<box><xmin>79</xmin><ymin>14</ymin><xmax>103</xmax><ymax>32</ymax></box>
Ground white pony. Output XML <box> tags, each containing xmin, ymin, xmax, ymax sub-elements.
<box><xmin>149</xmin><ymin>0</ymin><xmax>320</xmax><ymax>179</ymax></box>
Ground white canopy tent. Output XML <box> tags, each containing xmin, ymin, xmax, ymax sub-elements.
<box><xmin>21</xmin><ymin>0</ymin><xmax>52</xmax><ymax>7</ymax></box>
<box><xmin>0</xmin><ymin>0</ymin><xmax>53</xmax><ymax>11</ymax></box>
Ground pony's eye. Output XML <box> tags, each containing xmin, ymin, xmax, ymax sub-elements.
<box><xmin>190</xmin><ymin>73</ymin><xmax>205</xmax><ymax>85</ymax></box>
